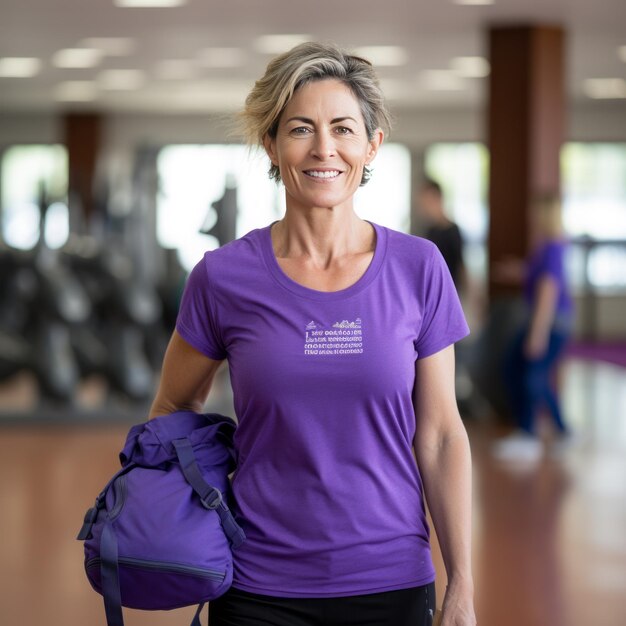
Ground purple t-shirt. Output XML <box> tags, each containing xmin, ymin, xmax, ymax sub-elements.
<box><xmin>524</xmin><ymin>239</ymin><xmax>573</xmax><ymax>320</ymax></box>
<box><xmin>176</xmin><ymin>221</ymin><xmax>469</xmax><ymax>598</ymax></box>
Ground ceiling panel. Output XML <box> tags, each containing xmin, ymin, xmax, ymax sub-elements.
<box><xmin>0</xmin><ymin>0</ymin><xmax>624</xmax><ymax>112</ymax></box>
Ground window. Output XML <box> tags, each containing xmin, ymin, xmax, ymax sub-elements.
<box><xmin>423</xmin><ymin>142</ymin><xmax>626</xmax><ymax>293</ymax></box>
<box><xmin>424</xmin><ymin>142</ymin><xmax>489</xmax><ymax>284</ymax></box>
<box><xmin>157</xmin><ymin>143</ymin><xmax>411</xmax><ymax>271</ymax></box>
<box><xmin>0</xmin><ymin>145</ymin><xmax>69</xmax><ymax>250</ymax></box>
<box><xmin>561</xmin><ymin>143</ymin><xmax>626</xmax><ymax>291</ymax></box>
<box><xmin>354</xmin><ymin>143</ymin><xmax>411</xmax><ymax>233</ymax></box>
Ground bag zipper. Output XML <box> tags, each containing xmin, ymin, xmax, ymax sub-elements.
<box><xmin>86</xmin><ymin>556</ymin><xmax>225</xmax><ymax>582</ymax></box>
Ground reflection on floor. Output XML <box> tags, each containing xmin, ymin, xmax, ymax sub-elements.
<box><xmin>0</xmin><ymin>357</ymin><xmax>624</xmax><ymax>626</ymax></box>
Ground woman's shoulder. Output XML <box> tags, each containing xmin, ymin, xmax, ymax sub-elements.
<box><xmin>206</xmin><ymin>225</ymin><xmax>269</xmax><ymax>260</ymax></box>
<box><xmin>538</xmin><ymin>238</ymin><xmax>568</xmax><ymax>261</ymax></box>
<box><xmin>377</xmin><ymin>223</ymin><xmax>438</xmax><ymax>261</ymax></box>
<box><xmin>197</xmin><ymin>226</ymin><xmax>268</xmax><ymax>280</ymax></box>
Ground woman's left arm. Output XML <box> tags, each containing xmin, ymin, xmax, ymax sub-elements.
<box><xmin>524</xmin><ymin>274</ymin><xmax>558</xmax><ymax>359</ymax></box>
<box><xmin>413</xmin><ymin>344</ymin><xmax>476</xmax><ymax>626</ymax></box>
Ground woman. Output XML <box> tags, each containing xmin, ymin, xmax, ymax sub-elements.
<box><xmin>149</xmin><ymin>42</ymin><xmax>476</xmax><ymax>626</ymax></box>
<box><xmin>493</xmin><ymin>193</ymin><xmax>574</xmax><ymax>461</ymax></box>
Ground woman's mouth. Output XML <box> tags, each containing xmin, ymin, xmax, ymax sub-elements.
<box><xmin>303</xmin><ymin>169</ymin><xmax>342</xmax><ymax>179</ymax></box>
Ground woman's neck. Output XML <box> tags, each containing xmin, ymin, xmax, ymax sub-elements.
<box><xmin>271</xmin><ymin>208</ymin><xmax>374</xmax><ymax>270</ymax></box>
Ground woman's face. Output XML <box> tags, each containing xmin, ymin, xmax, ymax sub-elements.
<box><xmin>264</xmin><ymin>79</ymin><xmax>383</xmax><ymax>213</ymax></box>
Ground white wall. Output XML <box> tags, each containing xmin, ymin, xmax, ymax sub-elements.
<box><xmin>0</xmin><ymin>113</ymin><xmax>60</xmax><ymax>145</ymax></box>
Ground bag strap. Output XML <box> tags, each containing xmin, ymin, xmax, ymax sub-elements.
<box><xmin>191</xmin><ymin>602</ymin><xmax>207</xmax><ymax>626</ymax></box>
<box><xmin>172</xmin><ymin>437</ymin><xmax>246</xmax><ymax>549</ymax></box>
<box><xmin>77</xmin><ymin>464</ymin><xmax>136</xmax><ymax>541</ymax></box>
<box><xmin>100</xmin><ymin>519</ymin><xmax>124</xmax><ymax>626</ymax></box>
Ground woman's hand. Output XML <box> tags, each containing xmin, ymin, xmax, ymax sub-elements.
<box><xmin>523</xmin><ymin>330</ymin><xmax>548</xmax><ymax>360</ymax></box>
<box><xmin>438</xmin><ymin>577</ymin><xmax>477</xmax><ymax>626</ymax></box>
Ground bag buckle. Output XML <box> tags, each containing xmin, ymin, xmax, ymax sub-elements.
<box><xmin>76</xmin><ymin>505</ymin><xmax>100</xmax><ymax>540</ymax></box>
<box><xmin>201</xmin><ymin>487</ymin><xmax>222</xmax><ymax>510</ymax></box>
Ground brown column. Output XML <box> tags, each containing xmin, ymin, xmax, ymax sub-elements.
<box><xmin>63</xmin><ymin>113</ymin><xmax>102</xmax><ymax>233</ymax></box>
<box><xmin>487</xmin><ymin>25</ymin><xmax>565</xmax><ymax>297</ymax></box>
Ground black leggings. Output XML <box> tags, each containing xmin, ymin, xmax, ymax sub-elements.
<box><xmin>208</xmin><ymin>582</ymin><xmax>436</xmax><ymax>626</ymax></box>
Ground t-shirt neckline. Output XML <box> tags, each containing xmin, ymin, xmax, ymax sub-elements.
<box><xmin>260</xmin><ymin>220</ymin><xmax>387</xmax><ymax>301</ymax></box>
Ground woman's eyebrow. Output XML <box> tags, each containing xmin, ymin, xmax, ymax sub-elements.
<box><xmin>330</xmin><ymin>117</ymin><xmax>358</xmax><ymax>124</ymax></box>
<box><xmin>285</xmin><ymin>116</ymin><xmax>358</xmax><ymax>125</ymax></box>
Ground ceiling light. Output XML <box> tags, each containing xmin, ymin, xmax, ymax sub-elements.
<box><xmin>351</xmin><ymin>46</ymin><xmax>408</xmax><ymax>66</ymax></box>
<box><xmin>450</xmin><ymin>56</ymin><xmax>490</xmax><ymax>78</ymax></box>
<box><xmin>619</xmin><ymin>46</ymin><xmax>626</xmax><ymax>63</ymax></box>
<box><xmin>155</xmin><ymin>60</ymin><xmax>196</xmax><ymax>79</ymax></box>
<box><xmin>583</xmin><ymin>78</ymin><xmax>626</xmax><ymax>99</ymax></box>
<box><xmin>98</xmin><ymin>69</ymin><xmax>145</xmax><ymax>89</ymax></box>
<box><xmin>53</xmin><ymin>48</ymin><xmax>103</xmax><ymax>69</ymax></box>
<box><xmin>254</xmin><ymin>35</ymin><xmax>312</xmax><ymax>55</ymax></box>
<box><xmin>420</xmin><ymin>70</ymin><xmax>466</xmax><ymax>91</ymax></box>
<box><xmin>114</xmin><ymin>0</ymin><xmax>186</xmax><ymax>6</ymax></box>
<box><xmin>197</xmin><ymin>48</ymin><xmax>246</xmax><ymax>68</ymax></box>
<box><xmin>54</xmin><ymin>81</ymin><xmax>98</xmax><ymax>101</ymax></box>
<box><xmin>0</xmin><ymin>57</ymin><xmax>41</xmax><ymax>78</ymax></box>
<box><xmin>453</xmin><ymin>0</ymin><xmax>495</xmax><ymax>5</ymax></box>
<box><xmin>81</xmin><ymin>38</ymin><xmax>135</xmax><ymax>56</ymax></box>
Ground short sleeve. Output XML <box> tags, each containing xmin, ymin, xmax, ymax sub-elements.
<box><xmin>414</xmin><ymin>245</ymin><xmax>470</xmax><ymax>359</ymax></box>
<box><xmin>541</xmin><ymin>243</ymin><xmax>564</xmax><ymax>281</ymax></box>
<box><xmin>175</xmin><ymin>255</ymin><xmax>227</xmax><ymax>361</ymax></box>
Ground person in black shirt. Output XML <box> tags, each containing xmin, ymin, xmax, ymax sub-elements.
<box><xmin>418</xmin><ymin>178</ymin><xmax>482</xmax><ymax>420</ymax></box>
<box><xmin>418</xmin><ymin>178</ymin><xmax>465</xmax><ymax>291</ymax></box>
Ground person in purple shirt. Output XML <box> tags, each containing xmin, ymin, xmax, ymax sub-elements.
<box><xmin>148</xmin><ymin>42</ymin><xmax>476</xmax><ymax>626</ymax></box>
<box><xmin>493</xmin><ymin>193</ymin><xmax>574</xmax><ymax>462</ymax></box>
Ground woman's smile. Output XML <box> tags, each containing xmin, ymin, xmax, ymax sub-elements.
<box><xmin>303</xmin><ymin>168</ymin><xmax>343</xmax><ymax>180</ymax></box>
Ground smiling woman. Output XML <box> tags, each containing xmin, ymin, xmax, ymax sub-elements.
<box><xmin>262</xmin><ymin>79</ymin><xmax>383</xmax><ymax>216</ymax></box>
<box><xmin>239</xmin><ymin>42</ymin><xmax>391</xmax><ymax>186</ymax></box>
<box><xmin>148</xmin><ymin>41</ymin><xmax>476</xmax><ymax>626</ymax></box>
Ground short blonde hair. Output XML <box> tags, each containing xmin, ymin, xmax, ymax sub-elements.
<box><xmin>239</xmin><ymin>41</ymin><xmax>392</xmax><ymax>185</ymax></box>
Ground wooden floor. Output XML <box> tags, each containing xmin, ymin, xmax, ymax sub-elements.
<box><xmin>0</xmin><ymin>357</ymin><xmax>625</xmax><ymax>626</ymax></box>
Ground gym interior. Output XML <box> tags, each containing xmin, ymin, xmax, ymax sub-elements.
<box><xmin>1</xmin><ymin>2</ymin><xmax>625</xmax><ymax>625</ymax></box>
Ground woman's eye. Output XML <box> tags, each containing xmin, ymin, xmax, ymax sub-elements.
<box><xmin>335</xmin><ymin>126</ymin><xmax>353</xmax><ymax>135</ymax></box>
<box><xmin>291</xmin><ymin>126</ymin><xmax>311</xmax><ymax>135</ymax></box>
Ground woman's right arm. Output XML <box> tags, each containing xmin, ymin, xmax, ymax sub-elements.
<box><xmin>148</xmin><ymin>329</ymin><xmax>224</xmax><ymax>419</ymax></box>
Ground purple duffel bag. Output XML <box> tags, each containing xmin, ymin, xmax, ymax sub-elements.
<box><xmin>77</xmin><ymin>411</ymin><xmax>245</xmax><ymax>626</ymax></box>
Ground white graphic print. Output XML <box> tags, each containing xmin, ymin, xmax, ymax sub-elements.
<box><xmin>304</xmin><ymin>319</ymin><xmax>363</xmax><ymax>356</ymax></box>
<box><xmin>332</xmin><ymin>318</ymin><xmax>362</xmax><ymax>329</ymax></box>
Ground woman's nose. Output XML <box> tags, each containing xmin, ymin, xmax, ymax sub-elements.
<box><xmin>310</xmin><ymin>129</ymin><xmax>336</xmax><ymax>159</ymax></box>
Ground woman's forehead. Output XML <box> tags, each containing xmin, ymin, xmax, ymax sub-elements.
<box><xmin>282</xmin><ymin>79</ymin><xmax>363</xmax><ymax>120</ymax></box>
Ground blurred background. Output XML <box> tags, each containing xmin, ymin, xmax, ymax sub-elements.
<box><xmin>0</xmin><ymin>1</ymin><xmax>625</xmax><ymax>625</ymax></box>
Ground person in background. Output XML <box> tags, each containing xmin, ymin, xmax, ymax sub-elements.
<box><xmin>418</xmin><ymin>178</ymin><xmax>484</xmax><ymax>419</ymax></box>
<box><xmin>149</xmin><ymin>42</ymin><xmax>476</xmax><ymax>626</ymax></box>
<box><xmin>418</xmin><ymin>178</ymin><xmax>465</xmax><ymax>292</ymax></box>
<box><xmin>492</xmin><ymin>193</ymin><xmax>574</xmax><ymax>461</ymax></box>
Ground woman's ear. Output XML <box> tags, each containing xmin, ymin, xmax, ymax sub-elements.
<box><xmin>365</xmin><ymin>128</ymin><xmax>384</xmax><ymax>165</ymax></box>
<box><xmin>263</xmin><ymin>134</ymin><xmax>278</xmax><ymax>166</ymax></box>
